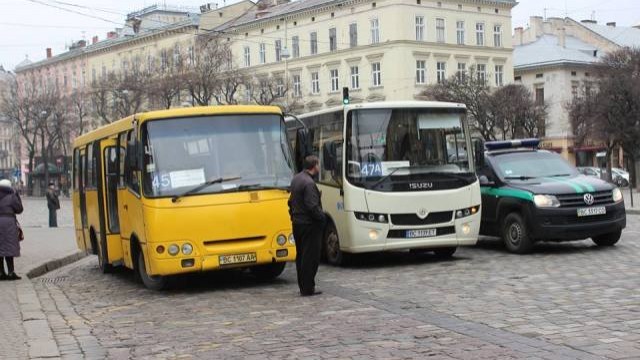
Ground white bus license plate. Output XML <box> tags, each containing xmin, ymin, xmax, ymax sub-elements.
<box><xmin>219</xmin><ymin>253</ymin><xmax>257</xmax><ymax>266</ymax></box>
<box><xmin>406</xmin><ymin>229</ymin><xmax>437</xmax><ymax>238</ymax></box>
<box><xmin>577</xmin><ymin>207</ymin><xmax>606</xmax><ymax>217</ymax></box>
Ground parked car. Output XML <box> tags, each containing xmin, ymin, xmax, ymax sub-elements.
<box><xmin>577</xmin><ymin>167</ymin><xmax>601</xmax><ymax>178</ymax></box>
<box><xmin>477</xmin><ymin>139</ymin><xmax>626</xmax><ymax>254</ymax></box>
<box><xmin>612</xmin><ymin>168</ymin><xmax>630</xmax><ymax>187</ymax></box>
<box><xmin>577</xmin><ymin>167</ymin><xmax>629</xmax><ymax>187</ymax></box>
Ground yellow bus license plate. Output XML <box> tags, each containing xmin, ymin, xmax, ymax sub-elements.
<box><xmin>219</xmin><ymin>253</ymin><xmax>257</xmax><ymax>266</ymax></box>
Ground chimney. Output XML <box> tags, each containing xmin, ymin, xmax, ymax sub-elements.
<box><xmin>46</xmin><ymin>48</ymin><xmax>52</xmax><ymax>59</ymax></box>
<box><xmin>530</xmin><ymin>16</ymin><xmax>544</xmax><ymax>38</ymax></box>
<box><xmin>107</xmin><ymin>31</ymin><xmax>118</xmax><ymax>39</ymax></box>
<box><xmin>514</xmin><ymin>27</ymin><xmax>524</xmax><ymax>45</ymax></box>
<box><xmin>606</xmin><ymin>22</ymin><xmax>616</xmax><ymax>27</ymax></box>
<box><xmin>78</xmin><ymin>40</ymin><xmax>86</xmax><ymax>48</ymax></box>
<box><xmin>558</xmin><ymin>27</ymin><xmax>566</xmax><ymax>48</ymax></box>
<box><xmin>92</xmin><ymin>36</ymin><xmax>99</xmax><ymax>44</ymax></box>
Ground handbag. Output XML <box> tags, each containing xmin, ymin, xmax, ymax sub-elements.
<box><xmin>17</xmin><ymin>220</ymin><xmax>24</xmax><ymax>241</ymax></box>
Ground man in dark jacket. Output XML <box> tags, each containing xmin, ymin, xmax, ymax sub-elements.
<box><xmin>46</xmin><ymin>182</ymin><xmax>60</xmax><ymax>228</ymax></box>
<box><xmin>288</xmin><ymin>155</ymin><xmax>325</xmax><ymax>296</ymax></box>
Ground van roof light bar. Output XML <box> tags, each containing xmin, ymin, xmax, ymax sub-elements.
<box><xmin>485</xmin><ymin>138</ymin><xmax>540</xmax><ymax>151</ymax></box>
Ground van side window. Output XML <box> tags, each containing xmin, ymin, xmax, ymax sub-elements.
<box><xmin>118</xmin><ymin>132</ymin><xmax>127</xmax><ymax>188</ymax></box>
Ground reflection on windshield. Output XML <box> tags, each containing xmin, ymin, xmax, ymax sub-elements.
<box><xmin>493</xmin><ymin>152</ymin><xmax>578</xmax><ymax>181</ymax></box>
<box><xmin>346</xmin><ymin>108</ymin><xmax>470</xmax><ymax>184</ymax></box>
<box><xmin>142</xmin><ymin>115</ymin><xmax>294</xmax><ymax>198</ymax></box>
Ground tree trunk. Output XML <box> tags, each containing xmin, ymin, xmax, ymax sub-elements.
<box><xmin>41</xmin><ymin>130</ymin><xmax>49</xmax><ymax>191</ymax></box>
<box><xmin>27</xmin><ymin>149</ymin><xmax>34</xmax><ymax>196</ymax></box>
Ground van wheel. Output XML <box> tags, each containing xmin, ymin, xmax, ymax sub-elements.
<box><xmin>502</xmin><ymin>213</ymin><xmax>534</xmax><ymax>254</ymax></box>
<box><xmin>324</xmin><ymin>222</ymin><xmax>349</xmax><ymax>266</ymax></box>
<box><xmin>592</xmin><ymin>230</ymin><xmax>621</xmax><ymax>247</ymax></box>
<box><xmin>250</xmin><ymin>262</ymin><xmax>286</xmax><ymax>280</ymax></box>
<box><xmin>92</xmin><ymin>231</ymin><xmax>113</xmax><ymax>274</ymax></box>
<box><xmin>137</xmin><ymin>250</ymin><xmax>168</xmax><ymax>291</ymax></box>
<box><xmin>433</xmin><ymin>247</ymin><xmax>457</xmax><ymax>258</ymax></box>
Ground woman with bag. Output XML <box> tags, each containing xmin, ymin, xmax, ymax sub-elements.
<box><xmin>0</xmin><ymin>179</ymin><xmax>24</xmax><ymax>281</ymax></box>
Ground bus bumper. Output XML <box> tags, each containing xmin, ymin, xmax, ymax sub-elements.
<box><xmin>150</xmin><ymin>246</ymin><xmax>296</xmax><ymax>276</ymax></box>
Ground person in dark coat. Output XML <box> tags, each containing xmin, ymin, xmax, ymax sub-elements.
<box><xmin>0</xmin><ymin>179</ymin><xmax>24</xmax><ymax>281</ymax></box>
<box><xmin>46</xmin><ymin>182</ymin><xmax>60</xmax><ymax>228</ymax></box>
<box><xmin>288</xmin><ymin>155</ymin><xmax>325</xmax><ymax>296</ymax></box>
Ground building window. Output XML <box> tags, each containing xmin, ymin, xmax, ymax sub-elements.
<box><xmin>456</xmin><ymin>21</ymin><xmax>465</xmax><ymax>45</ymax></box>
<box><xmin>276</xmin><ymin>78</ymin><xmax>285</xmax><ymax>97</ymax></box>
<box><xmin>243</xmin><ymin>46</ymin><xmax>251</xmax><ymax>67</ymax></box>
<box><xmin>350</xmin><ymin>66</ymin><xmax>360</xmax><ymax>89</ymax></box>
<box><xmin>350</xmin><ymin>23</ymin><xmax>358</xmax><ymax>48</ymax></box>
<box><xmin>457</xmin><ymin>62</ymin><xmax>466</xmax><ymax>81</ymax></box>
<box><xmin>416</xmin><ymin>60</ymin><xmax>426</xmax><ymax>84</ymax></box>
<box><xmin>173</xmin><ymin>45</ymin><xmax>181</xmax><ymax>66</ymax></box>
<box><xmin>330</xmin><ymin>69</ymin><xmax>339</xmax><ymax>92</ymax></box>
<box><xmin>188</xmin><ymin>46</ymin><xmax>195</xmax><ymax>65</ymax></box>
<box><xmin>476</xmin><ymin>23</ymin><xmax>485</xmax><ymax>46</ymax></box>
<box><xmin>415</xmin><ymin>16</ymin><xmax>425</xmax><ymax>41</ymax></box>
<box><xmin>91</xmin><ymin>68</ymin><xmax>96</xmax><ymax>84</ymax></box>
<box><xmin>536</xmin><ymin>73</ymin><xmax>544</xmax><ymax>79</ymax></box>
<box><xmin>495</xmin><ymin>65</ymin><xmax>504</xmax><ymax>86</ymax></box>
<box><xmin>494</xmin><ymin>25</ymin><xmax>502</xmax><ymax>47</ymax></box>
<box><xmin>476</xmin><ymin>64</ymin><xmax>486</xmax><ymax>83</ymax></box>
<box><xmin>311</xmin><ymin>72</ymin><xmax>320</xmax><ymax>94</ymax></box>
<box><xmin>514</xmin><ymin>76</ymin><xmax>522</xmax><ymax>82</ymax></box>
<box><xmin>437</xmin><ymin>61</ymin><xmax>446</xmax><ymax>84</ymax></box>
<box><xmin>329</xmin><ymin>28</ymin><xmax>337</xmax><ymax>51</ymax></box>
<box><xmin>275</xmin><ymin>39</ymin><xmax>282</xmax><ymax>62</ymax></box>
<box><xmin>535</xmin><ymin>87</ymin><xmax>544</xmax><ymax>106</ymax></box>
<box><xmin>259</xmin><ymin>43</ymin><xmax>266</xmax><ymax>64</ymax></box>
<box><xmin>372</xmin><ymin>62</ymin><xmax>382</xmax><ymax>86</ymax></box>
<box><xmin>310</xmin><ymin>32</ymin><xmax>318</xmax><ymax>55</ymax></box>
<box><xmin>436</xmin><ymin>18</ymin><xmax>445</xmax><ymax>43</ymax></box>
<box><xmin>371</xmin><ymin>18</ymin><xmax>380</xmax><ymax>44</ymax></box>
<box><xmin>292</xmin><ymin>36</ymin><xmax>299</xmax><ymax>58</ymax></box>
<box><xmin>293</xmin><ymin>75</ymin><xmax>301</xmax><ymax>97</ymax></box>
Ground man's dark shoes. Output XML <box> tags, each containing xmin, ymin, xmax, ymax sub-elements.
<box><xmin>6</xmin><ymin>273</ymin><xmax>21</xmax><ymax>281</ymax></box>
<box><xmin>300</xmin><ymin>289</ymin><xmax>323</xmax><ymax>297</ymax></box>
<box><xmin>0</xmin><ymin>273</ymin><xmax>7</xmax><ymax>281</ymax></box>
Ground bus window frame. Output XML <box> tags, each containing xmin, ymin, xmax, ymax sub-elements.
<box><xmin>124</xmin><ymin>130</ymin><xmax>141</xmax><ymax>198</ymax></box>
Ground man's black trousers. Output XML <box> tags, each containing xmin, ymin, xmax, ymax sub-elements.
<box><xmin>293</xmin><ymin>222</ymin><xmax>323</xmax><ymax>295</ymax></box>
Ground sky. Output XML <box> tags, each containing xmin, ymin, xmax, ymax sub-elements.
<box><xmin>1</xmin><ymin>0</ymin><xmax>639</xmax><ymax>71</ymax></box>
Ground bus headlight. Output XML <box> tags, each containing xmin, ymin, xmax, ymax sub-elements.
<box><xmin>612</xmin><ymin>188</ymin><xmax>623</xmax><ymax>203</ymax></box>
<box><xmin>533</xmin><ymin>195</ymin><xmax>561</xmax><ymax>208</ymax></box>
<box><xmin>168</xmin><ymin>244</ymin><xmax>180</xmax><ymax>256</ymax></box>
<box><xmin>288</xmin><ymin>234</ymin><xmax>295</xmax><ymax>244</ymax></box>
<box><xmin>181</xmin><ymin>243</ymin><xmax>193</xmax><ymax>255</ymax></box>
<box><xmin>277</xmin><ymin>235</ymin><xmax>287</xmax><ymax>246</ymax></box>
<box><xmin>355</xmin><ymin>212</ymin><xmax>388</xmax><ymax>223</ymax></box>
<box><xmin>456</xmin><ymin>206</ymin><xmax>480</xmax><ymax>219</ymax></box>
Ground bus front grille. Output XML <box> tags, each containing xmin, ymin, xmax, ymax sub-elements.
<box><xmin>390</xmin><ymin>211</ymin><xmax>453</xmax><ymax>226</ymax></box>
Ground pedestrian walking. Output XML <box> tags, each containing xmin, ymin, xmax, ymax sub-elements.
<box><xmin>46</xmin><ymin>182</ymin><xmax>60</xmax><ymax>228</ymax></box>
<box><xmin>0</xmin><ymin>179</ymin><xmax>24</xmax><ymax>281</ymax></box>
<box><xmin>288</xmin><ymin>155</ymin><xmax>325</xmax><ymax>296</ymax></box>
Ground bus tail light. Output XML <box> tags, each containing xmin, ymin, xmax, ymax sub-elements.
<box><xmin>156</xmin><ymin>245</ymin><xmax>165</xmax><ymax>254</ymax></box>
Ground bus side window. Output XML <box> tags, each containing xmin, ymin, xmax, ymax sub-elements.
<box><xmin>85</xmin><ymin>143</ymin><xmax>94</xmax><ymax>188</ymax></box>
<box><xmin>125</xmin><ymin>131</ymin><xmax>140</xmax><ymax>194</ymax></box>
<box><xmin>73</xmin><ymin>148</ymin><xmax>80</xmax><ymax>190</ymax></box>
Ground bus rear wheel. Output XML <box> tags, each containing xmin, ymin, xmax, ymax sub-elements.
<box><xmin>137</xmin><ymin>250</ymin><xmax>168</xmax><ymax>291</ymax></box>
<box><xmin>250</xmin><ymin>262</ymin><xmax>286</xmax><ymax>280</ymax></box>
<box><xmin>324</xmin><ymin>222</ymin><xmax>349</xmax><ymax>266</ymax></box>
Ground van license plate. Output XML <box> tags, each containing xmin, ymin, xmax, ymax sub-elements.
<box><xmin>406</xmin><ymin>229</ymin><xmax>437</xmax><ymax>238</ymax></box>
<box><xmin>577</xmin><ymin>207</ymin><xmax>606</xmax><ymax>217</ymax></box>
<box><xmin>219</xmin><ymin>253</ymin><xmax>257</xmax><ymax>266</ymax></box>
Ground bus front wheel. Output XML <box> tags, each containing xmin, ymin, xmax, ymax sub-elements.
<box><xmin>249</xmin><ymin>262</ymin><xmax>286</xmax><ymax>280</ymax></box>
<box><xmin>137</xmin><ymin>250</ymin><xmax>168</xmax><ymax>291</ymax></box>
<box><xmin>324</xmin><ymin>222</ymin><xmax>350</xmax><ymax>266</ymax></box>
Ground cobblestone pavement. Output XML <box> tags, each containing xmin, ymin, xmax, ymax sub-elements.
<box><xmin>31</xmin><ymin>216</ymin><xmax>639</xmax><ymax>359</ymax></box>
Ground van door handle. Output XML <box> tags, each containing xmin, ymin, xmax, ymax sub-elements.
<box><xmin>124</xmin><ymin>205</ymin><xmax>128</xmax><ymax>210</ymax></box>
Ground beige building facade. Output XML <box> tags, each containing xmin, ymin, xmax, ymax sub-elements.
<box><xmin>513</xmin><ymin>17</ymin><xmax>640</xmax><ymax>167</ymax></box>
<box><xmin>220</xmin><ymin>0</ymin><xmax>516</xmax><ymax>111</ymax></box>
<box><xmin>0</xmin><ymin>66</ymin><xmax>18</xmax><ymax>180</ymax></box>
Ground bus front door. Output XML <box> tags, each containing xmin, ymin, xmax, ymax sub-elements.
<box><xmin>98</xmin><ymin>138</ymin><xmax>125</xmax><ymax>268</ymax></box>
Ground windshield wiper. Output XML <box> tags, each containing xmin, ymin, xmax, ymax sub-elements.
<box><xmin>235</xmin><ymin>184</ymin><xmax>290</xmax><ymax>192</ymax></box>
<box><xmin>171</xmin><ymin>177</ymin><xmax>242</xmax><ymax>203</ymax></box>
<box><xmin>370</xmin><ymin>166</ymin><xmax>409</xmax><ymax>189</ymax></box>
<box><xmin>428</xmin><ymin>172</ymin><xmax>475</xmax><ymax>181</ymax></box>
<box><xmin>504</xmin><ymin>175</ymin><xmax>537</xmax><ymax>181</ymax></box>
<box><xmin>548</xmin><ymin>173</ymin><xmax>572</xmax><ymax>177</ymax></box>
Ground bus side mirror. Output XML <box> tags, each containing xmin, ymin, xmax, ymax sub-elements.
<box><xmin>473</xmin><ymin>138</ymin><xmax>485</xmax><ymax>169</ymax></box>
<box><xmin>126</xmin><ymin>140</ymin><xmax>141</xmax><ymax>172</ymax></box>
<box><xmin>294</xmin><ymin>128</ymin><xmax>311</xmax><ymax>172</ymax></box>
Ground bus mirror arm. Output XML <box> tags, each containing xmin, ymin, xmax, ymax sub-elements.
<box><xmin>284</xmin><ymin>113</ymin><xmax>307</xmax><ymax>131</ymax></box>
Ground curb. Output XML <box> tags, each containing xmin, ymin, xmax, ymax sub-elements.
<box><xmin>26</xmin><ymin>251</ymin><xmax>87</xmax><ymax>279</ymax></box>
<box><xmin>627</xmin><ymin>208</ymin><xmax>640</xmax><ymax>215</ymax></box>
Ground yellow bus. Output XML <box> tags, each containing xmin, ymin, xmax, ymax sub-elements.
<box><xmin>72</xmin><ymin>106</ymin><xmax>296</xmax><ymax>290</ymax></box>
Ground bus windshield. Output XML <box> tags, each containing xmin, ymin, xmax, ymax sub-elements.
<box><xmin>346</xmin><ymin>108</ymin><xmax>472</xmax><ymax>188</ymax></box>
<box><xmin>142</xmin><ymin>114</ymin><xmax>294</xmax><ymax>198</ymax></box>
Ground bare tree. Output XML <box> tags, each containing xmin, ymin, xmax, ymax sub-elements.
<box><xmin>215</xmin><ymin>68</ymin><xmax>248</xmax><ymax>105</ymax></box>
<box><xmin>489</xmin><ymin>84</ymin><xmax>546</xmax><ymax>140</ymax></box>
<box><xmin>90</xmin><ymin>75</ymin><xmax>118</xmax><ymax>125</ymax></box>
<box><xmin>421</xmin><ymin>68</ymin><xmax>497</xmax><ymax>141</ymax></box>
<box><xmin>184</xmin><ymin>35</ymin><xmax>230</xmax><ymax>106</ymax></box>
<box><xmin>69</xmin><ymin>89</ymin><xmax>90</xmax><ymax>135</ymax></box>
<box><xmin>251</xmin><ymin>75</ymin><xmax>289</xmax><ymax>106</ymax></box>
